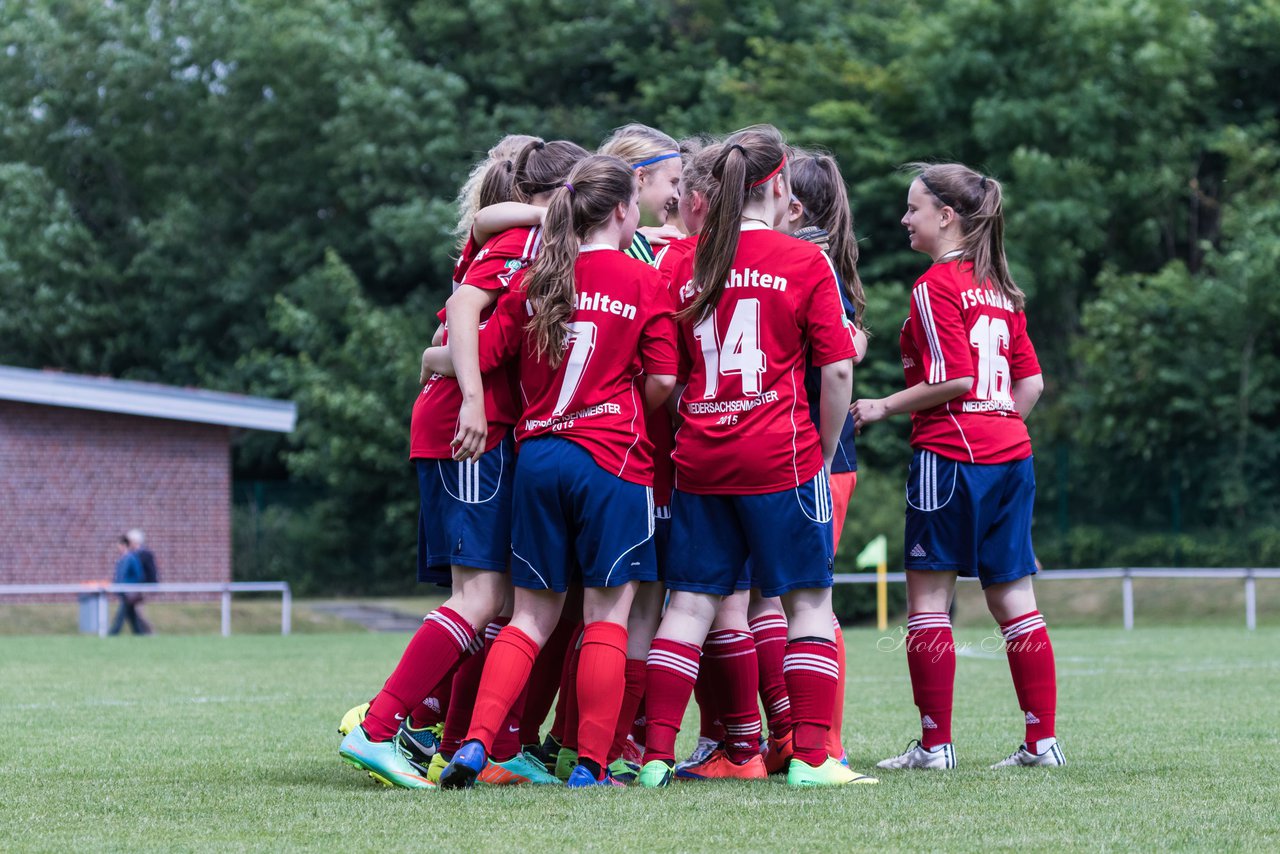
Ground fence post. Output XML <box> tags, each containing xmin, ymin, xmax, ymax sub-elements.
<box><xmin>281</xmin><ymin>585</ymin><xmax>292</xmax><ymax>636</ymax></box>
<box><xmin>221</xmin><ymin>589</ymin><xmax>232</xmax><ymax>637</ymax></box>
<box><xmin>1245</xmin><ymin>570</ymin><xmax>1257</xmax><ymax>631</ymax></box>
<box><xmin>1122</xmin><ymin>569</ymin><xmax>1134</xmax><ymax>630</ymax></box>
<box><xmin>98</xmin><ymin>590</ymin><xmax>109</xmax><ymax>638</ymax></box>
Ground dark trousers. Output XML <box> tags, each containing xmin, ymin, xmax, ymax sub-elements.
<box><xmin>109</xmin><ymin>593</ymin><xmax>153</xmax><ymax>635</ymax></box>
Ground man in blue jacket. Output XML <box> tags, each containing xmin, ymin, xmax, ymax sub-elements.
<box><xmin>109</xmin><ymin>535</ymin><xmax>152</xmax><ymax>635</ymax></box>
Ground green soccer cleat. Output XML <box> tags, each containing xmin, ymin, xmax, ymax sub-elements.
<box><xmin>337</xmin><ymin>702</ymin><xmax>371</xmax><ymax>736</ymax></box>
<box><xmin>607</xmin><ymin>758</ymin><xmax>640</xmax><ymax>784</ymax></box>
<box><xmin>339</xmin><ymin>725</ymin><xmax>435</xmax><ymax>789</ymax></box>
<box><xmin>553</xmin><ymin>746</ymin><xmax>579</xmax><ymax>781</ymax></box>
<box><xmin>786</xmin><ymin>756</ymin><xmax>878</xmax><ymax>786</ymax></box>
<box><xmin>492</xmin><ymin>751</ymin><xmax>563</xmax><ymax>785</ymax></box>
<box><xmin>427</xmin><ymin>752</ymin><xmax>448</xmax><ymax>785</ymax></box>
<box><xmin>638</xmin><ymin>759</ymin><xmax>675</xmax><ymax>788</ymax></box>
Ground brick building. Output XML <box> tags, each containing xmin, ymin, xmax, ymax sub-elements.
<box><xmin>0</xmin><ymin>366</ymin><xmax>295</xmax><ymax>590</ymax></box>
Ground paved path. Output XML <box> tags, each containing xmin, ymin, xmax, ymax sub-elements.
<box><xmin>308</xmin><ymin>602</ymin><xmax>421</xmax><ymax>632</ymax></box>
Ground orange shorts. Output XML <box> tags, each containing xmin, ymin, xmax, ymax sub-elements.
<box><xmin>830</xmin><ymin>471</ymin><xmax>857</xmax><ymax>553</ymax></box>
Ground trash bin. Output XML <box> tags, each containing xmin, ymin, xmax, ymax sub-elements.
<box><xmin>78</xmin><ymin>593</ymin><xmax>100</xmax><ymax>634</ymax></box>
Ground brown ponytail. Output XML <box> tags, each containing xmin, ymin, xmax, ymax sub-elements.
<box><xmin>683</xmin><ymin>125</ymin><xmax>789</xmax><ymax>323</ymax></box>
<box><xmin>512</xmin><ymin>139</ymin><xmax>591</xmax><ymax>202</ymax></box>
<box><xmin>790</xmin><ymin>151</ymin><xmax>866</xmax><ymax>328</ymax></box>
<box><xmin>523</xmin><ymin>155</ymin><xmax>636</xmax><ymax>367</ymax></box>
<box><xmin>908</xmin><ymin>162</ymin><xmax>1025</xmax><ymax>311</ymax></box>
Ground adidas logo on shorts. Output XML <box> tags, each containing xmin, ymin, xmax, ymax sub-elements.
<box><xmin>910</xmin><ymin>543</ymin><xmax>927</xmax><ymax>558</ymax></box>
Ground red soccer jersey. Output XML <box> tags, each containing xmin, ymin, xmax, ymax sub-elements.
<box><xmin>645</xmin><ymin>236</ymin><xmax>700</xmax><ymax>505</ymax></box>
<box><xmin>475</xmin><ymin>247</ymin><xmax>679</xmax><ymax>486</ymax></box>
<box><xmin>900</xmin><ymin>259</ymin><xmax>1041</xmax><ymax>464</ymax></box>
<box><xmin>409</xmin><ymin>227</ymin><xmax>543</xmax><ymax>459</ymax></box>
<box><xmin>672</xmin><ymin>226</ymin><xmax>857</xmax><ymax>495</ymax></box>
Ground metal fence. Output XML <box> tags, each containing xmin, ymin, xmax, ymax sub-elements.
<box><xmin>833</xmin><ymin>567</ymin><xmax>1280</xmax><ymax>630</ymax></box>
<box><xmin>0</xmin><ymin>582</ymin><xmax>291</xmax><ymax>637</ymax></box>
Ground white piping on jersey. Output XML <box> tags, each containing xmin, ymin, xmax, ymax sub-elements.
<box><xmin>945</xmin><ymin>402</ymin><xmax>976</xmax><ymax>463</ymax></box>
<box><xmin>914</xmin><ymin>283</ymin><xmax>947</xmax><ymax>383</ymax></box>
<box><xmin>511</xmin><ymin>547</ymin><xmax>550</xmax><ymax>590</ymax></box>
<box><xmin>436</xmin><ymin>440</ymin><xmax>505</xmax><ymax>504</ymax></box>
<box><xmin>819</xmin><ymin>250</ymin><xmax>858</xmax><ymax>351</ymax></box>
<box><xmin>615</xmin><ymin>369</ymin><xmax>643</xmax><ymax>478</ymax></box>
<box><xmin>604</xmin><ymin>486</ymin><xmax>655</xmax><ymax>587</ymax></box>
<box><xmin>653</xmin><ymin>244</ymin><xmax>671</xmax><ymax>267</ymax></box>
<box><xmin>521</xmin><ymin>227</ymin><xmax>543</xmax><ymax>260</ymax></box>
<box><xmin>788</xmin><ymin>368</ymin><xmax>802</xmax><ymax>487</ymax></box>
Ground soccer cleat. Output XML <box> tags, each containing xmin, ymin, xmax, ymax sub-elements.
<box><xmin>877</xmin><ymin>739</ymin><xmax>957</xmax><ymax>770</ymax></box>
<box><xmin>553</xmin><ymin>746</ymin><xmax>579</xmax><ymax>781</ymax></box>
<box><xmin>566</xmin><ymin>765</ymin><xmax>614</xmax><ymax>788</ymax></box>
<box><xmin>621</xmin><ymin>733</ymin><xmax>645</xmax><ymax>765</ymax></box>
<box><xmin>396</xmin><ymin>720</ymin><xmax>444</xmax><ymax>773</ymax></box>
<box><xmin>534</xmin><ymin>733</ymin><xmax>562</xmax><ymax>769</ymax></box>
<box><xmin>762</xmin><ymin>731</ymin><xmax>794</xmax><ymax>775</ymax></box>
<box><xmin>338</xmin><ymin>701</ymin><xmax>371</xmax><ymax>736</ymax></box>
<box><xmin>637</xmin><ymin>759</ymin><xmax>675</xmax><ymax>788</ymax></box>
<box><xmin>787</xmin><ymin>756</ymin><xmax>878</xmax><ymax>786</ymax></box>
<box><xmin>439</xmin><ymin>740</ymin><xmax>488</xmax><ymax>789</ymax></box>
<box><xmin>488</xmin><ymin>752</ymin><xmax>563</xmax><ymax>785</ymax></box>
<box><xmin>607</xmin><ymin>758</ymin><xmax>640</xmax><ymax>784</ymax></box>
<box><xmin>991</xmin><ymin>738</ymin><xmax>1066</xmax><ymax>768</ymax></box>
<box><xmin>522</xmin><ymin>740</ymin><xmax>555</xmax><ymax>771</ymax></box>
<box><xmin>675</xmin><ymin>749</ymin><xmax>767</xmax><ymax>781</ymax></box>
<box><xmin>427</xmin><ymin>752</ymin><xmax>448</xmax><ymax>785</ymax></box>
<box><xmin>675</xmin><ymin>735</ymin><xmax>719</xmax><ymax>774</ymax></box>
<box><xmin>339</xmin><ymin>725</ymin><xmax>434</xmax><ymax>789</ymax></box>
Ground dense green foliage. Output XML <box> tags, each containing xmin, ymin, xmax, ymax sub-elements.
<box><xmin>2</xmin><ymin>1</ymin><xmax>1277</xmax><ymax>595</ymax></box>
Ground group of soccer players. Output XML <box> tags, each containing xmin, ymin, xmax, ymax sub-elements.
<box><xmin>336</xmin><ymin>121</ymin><xmax>1063</xmax><ymax>791</ymax></box>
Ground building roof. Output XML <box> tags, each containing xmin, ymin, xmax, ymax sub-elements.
<box><xmin>0</xmin><ymin>365</ymin><xmax>296</xmax><ymax>432</ymax></box>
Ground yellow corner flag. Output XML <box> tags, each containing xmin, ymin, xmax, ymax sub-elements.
<box><xmin>855</xmin><ymin>534</ymin><xmax>888</xmax><ymax>570</ymax></box>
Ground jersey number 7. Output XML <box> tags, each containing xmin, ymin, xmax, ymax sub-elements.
<box><xmin>553</xmin><ymin>321</ymin><xmax>598</xmax><ymax>417</ymax></box>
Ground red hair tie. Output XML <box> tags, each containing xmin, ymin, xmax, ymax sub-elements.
<box><xmin>749</xmin><ymin>155</ymin><xmax>786</xmax><ymax>188</ymax></box>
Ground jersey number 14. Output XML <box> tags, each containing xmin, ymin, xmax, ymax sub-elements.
<box><xmin>693</xmin><ymin>299</ymin><xmax>767</xmax><ymax>398</ymax></box>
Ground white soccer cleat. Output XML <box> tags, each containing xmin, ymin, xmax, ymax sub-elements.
<box><xmin>991</xmin><ymin>738</ymin><xmax>1066</xmax><ymax>768</ymax></box>
<box><xmin>876</xmin><ymin>739</ymin><xmax>956</xmax><ymax>770</ymax></box>
<box><xmin>675</xmin><ymin>736</ymin><xmax>720</xmax><ymax>773</ymax></box>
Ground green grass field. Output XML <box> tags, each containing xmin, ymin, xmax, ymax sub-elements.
<box><xmin>2</xmin><ymin>626</ymin><xmax>1277</xmax><ymax>852</ymax></box>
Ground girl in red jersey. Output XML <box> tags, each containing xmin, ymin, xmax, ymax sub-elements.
<box><xmin>638</xmin><ymin>125</ymin><xmax>876</xmax><ymax>788</ymax></box>
<box><xmin>853</xmin><ymin>162</ymin><xmax>1061</xmax><ymax>770</ymax></box>
<box><xmin>428</xmin><ymin>154</ymin><xmax>678</xmax><ymax>789</ymax></box>
<box><xmin>599</xmin><ymin>123</ymin><xmax>686</xmax><ymax>262</ymax></box>
<box><xmin>338</xmin><ymin>139</ymin><xmax>585</xmax><ymax>789</ymax></box>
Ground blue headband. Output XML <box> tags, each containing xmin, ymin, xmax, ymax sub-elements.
<box><xmin>632</xmin><ymin>151</ymin><xmax>680</xmax><ymax>170</ymax></box>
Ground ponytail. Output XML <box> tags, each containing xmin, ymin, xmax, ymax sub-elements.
<box><xmin>791</xmin><ymin>151</ymin><xmax>866</xmax><ymax>328</ymax></box>
<box><xmin>683</xmin><ymin>125</ymin><xmax>789</xmax><ymax>323</ymax></box>
<box><xmin>908</xmin><ymin>162</ymin><xmax>1025</xmax><ymax>311</ymax></box>
<box><xmin>523</xmin><ymin>155</ymin><xmax>636</xmax><ymax>367</ymax></box>
<box><xmin>513</xmin><ymin>138</ymin><xmax>590</xmax><ymax>203</ymax></box>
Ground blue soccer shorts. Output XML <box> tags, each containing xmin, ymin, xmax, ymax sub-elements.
<box><xmin>509</xmin><ymin>437</ymin><xmax>658</xmax><ymax>593</ymax></box>
<box><xmin>903</xmin><ymin>449</ymin><xmax>1038</xmax><ymax>588</ymax></box>
<box><xmin>666</xmin><ymin>472</ymin><xmax>835</xmax><ymax>598</ymax></box>
<box><xmin>416</xmin><ymin>433</ymin><xmax>515</xmax><ymax>585</ymax></box>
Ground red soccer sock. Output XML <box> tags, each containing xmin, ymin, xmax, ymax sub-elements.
<box><xmin>783</xmin><ymin>637</ymin><xmax>839</xmax><ymax>767</ymax></box>
<box><xmin>906</xmin><ymin>611</ymin><xmax>956</xmax><ymax>749</ymax></box>
<box><xmin>409</xmin><ymin>670</ymin><xmax>451</xmax><ymax>730</ymax></box>
<box><xmin>491</xmin><ymin>685</ymin><xmax>528</xmax><ymax>762</ymax></box>
<box><xmin>364</xmin><ymin>606</ymin><xmax>478</xmax><ymax>741</ymax></box>
<box><xmin>608</xmin><ymin>658</ymin><xmax>647</xmax><ymax>762</ymax></box>
<box><xmin>630</xmin><ymin>697</ymin><xmax>646</xmax><ymax>748</ymax></box>
<box><xmin>441</xmin><ymin>638</ymin><xmax>487</xmax><ymax>756</ymax></box>
<box><xmin>704</xmin><ymin>629</ymin><xmax>762</xmax><ymax>763</ymax></box>
<box><xmin>750</xmin><ymin>613</ymin><xmax>792</xmax><ymax>739</ymax></box>
<box><xmin>548</xmin><ymin>623</ymin><xmax>584</xmax><ymax>744</ymax></box>
<box><xmin>1000</xmin><ymin>610</ymin><xmax>1057</xmax><ymax>746</ymax></box>
<box><xmin>826</xmin><ymin>614</ymin><xmax>847</xmax><ymax>758</ymax></box>
<box><xmin>575</xmin><ymin>621</ymin><xmax>629</xmax><ymax>772</ymax></box>
<box><xmin>466</xmin><ymin>625</ymin><xmax>542</xmax><ymax>752</ymax></box>
<box><xmin>644</xmin><ymin>638</ymin><xmax>702</xmax><ymax>762</ymax></box>
<box><xmin>520</xmin><ymin>616</ymin><xmax>576</xmax><ymax>745</ymax></box>
<box><xmin>693</xmin><ymin>665</ymin><xmax>724</xmax><ymax>742</ymax></box>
